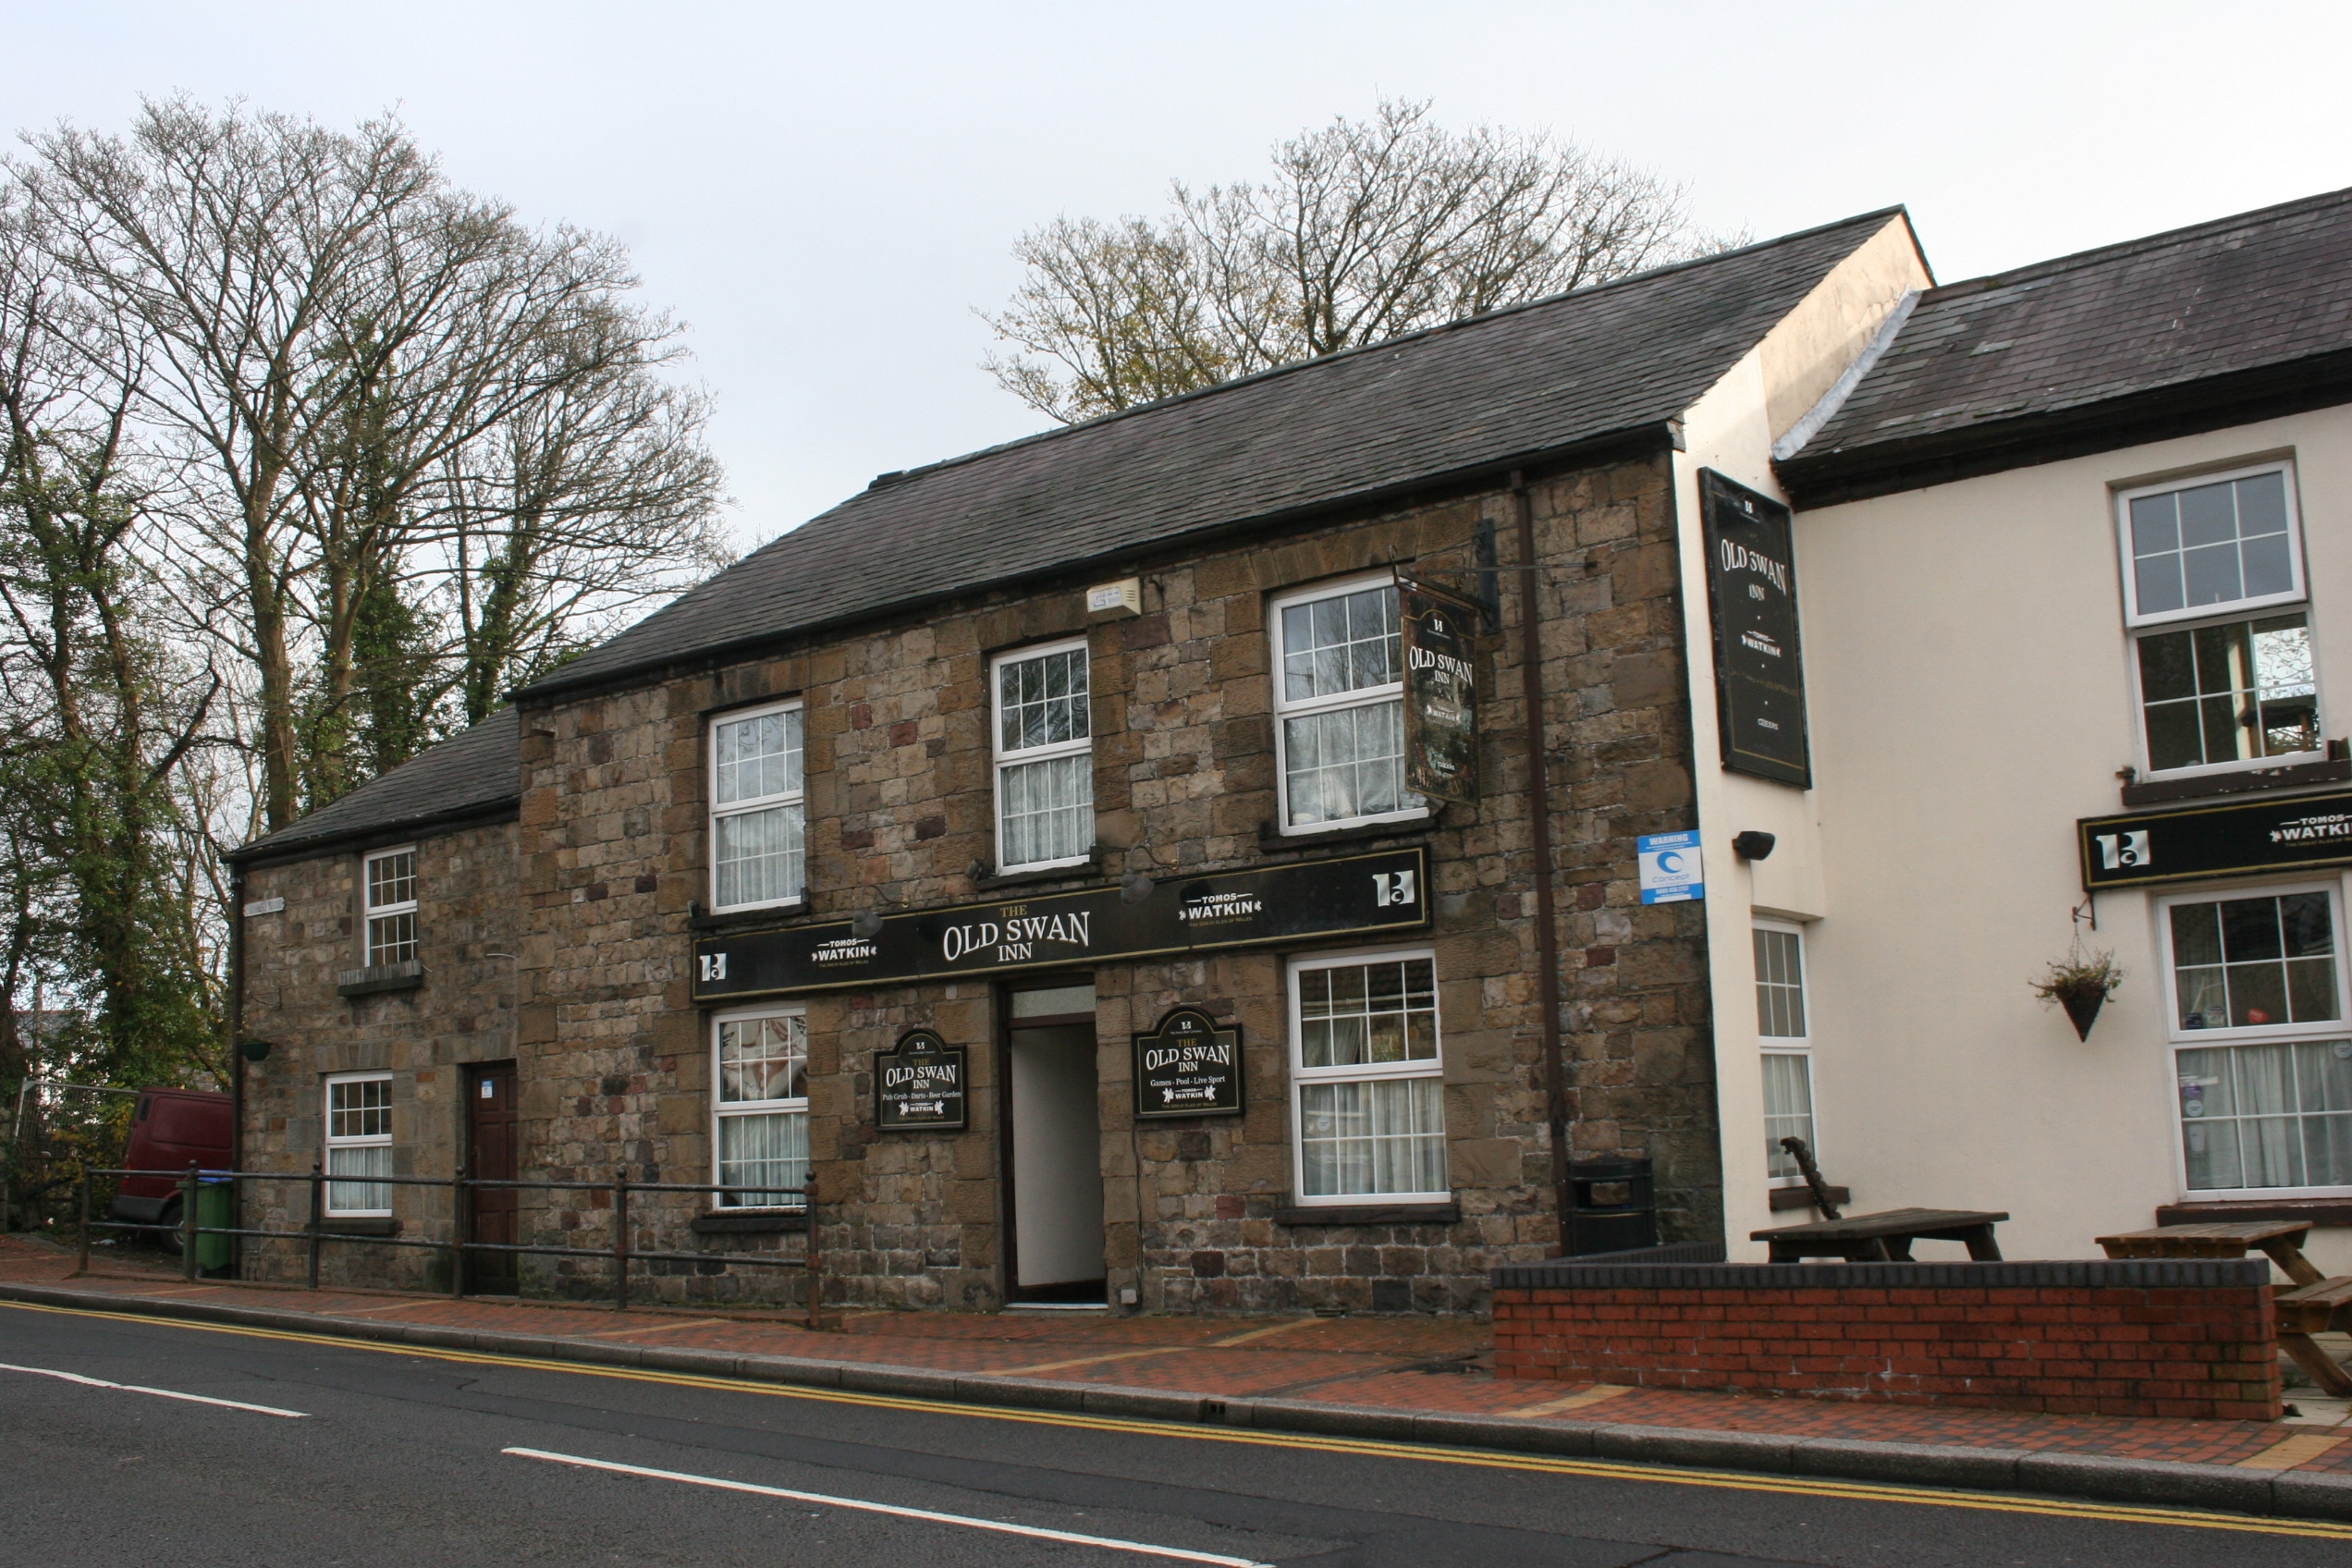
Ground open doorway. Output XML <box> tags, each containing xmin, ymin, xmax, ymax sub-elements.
<box><xmin>1002</xmin><ymin>981</ymin><xmax>1104</xmax><ymax>1304</ymax></box>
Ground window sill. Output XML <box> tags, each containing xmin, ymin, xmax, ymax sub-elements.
<box><xmin>691</xmin><ymin>900</ymin><xmax>808</xmax><ymax>932</ymax></box>
<box><xmin>2121</xmin><ymin>754</ymin><xmax>2349</xmax><ymax>807</ymax></box>
<box><xmin>1275</xmin><ymin>1201</ymin><xmax>1460</xmax><ymax>1226</ymax></box>
<box><xmin>1257</xmin><ymin>813</ymin><xmax>1437</xmax><ymax>856</ymax></box>
<box><xmin>337</xmin><ymin>960</ymin><xmax>423</xmax><ymax>998</ymax></box>
<box><xmin>1769</xmin><ymin>1184</ymin><xmax>1850</xmax><ymax>1212</ymax></box>
<box><xmin>320</xmin><ymin>1216</ymin><xmax>401</xmax><ymax>1236</ymax></box>
<box><xmin>973</xmin><ymin>848</ymin><xmax>1104</xmax><ymax>891</ymax></box>
<box><xmin>2157</xmin><ymin>1198</ymin><xmax>2352</xmax><ymax>1228</ymax></box>
<box><xmin>690</xmin><ymin>1210</ymin><xmax>810</xmax><ymax>1235</ymax></box>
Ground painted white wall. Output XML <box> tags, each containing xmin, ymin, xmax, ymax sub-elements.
<box><xmin>1663</xmin><ymin>216</ymin><xmax>1929</xmax><ymax>1258</ymax></box>
<box><xmin>1784</xmin><ymin>407</ymin><xmax>2352</xmax><ymax>1277</ymax></box>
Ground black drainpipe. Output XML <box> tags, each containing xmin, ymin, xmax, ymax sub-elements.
<box><xmin>227</xmin><ymin>862</ymin><xmax>246</xmax><ymax>1276</ymax></box>
<box><xmin>1512</xmin><ymin>471</ymin><xmax>1575</xmax><ymax>1254</ymax></box>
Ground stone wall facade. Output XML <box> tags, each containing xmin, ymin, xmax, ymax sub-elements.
<box><xmin>236</xmin><ymin>817</ymin><xmax>520</xmax><ymax>1290</ymax></box>
<box><xmin>496</xmin><ymin>448</ymin><xmax>1721</xmax><ymax>1314</ymax></box>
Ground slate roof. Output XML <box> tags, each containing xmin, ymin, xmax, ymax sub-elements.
<box><xmin>228</xmin><ymin>706</ymin><xmax>521</xmax><ymax>863</ymax></box>
<box><xmin>1780</xmin><ymin>187</ymin><xmax>2352</xmax><ymax>503</ymax></box>
<box><xmin>519</xmin><ymin>208</ymin><xmax>1906</xmax><ymax>701</ymax></box>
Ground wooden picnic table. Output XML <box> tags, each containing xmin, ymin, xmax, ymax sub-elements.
<box><xmin>1750</xmin><ymin>1207</ymin><xmax>2007</xmax><ymax>1263</ymax></box>
<box><xmin>2096</xmin><ymin>1219</ymin><xmax>2352</xmax><ymax>1397</ymax></box>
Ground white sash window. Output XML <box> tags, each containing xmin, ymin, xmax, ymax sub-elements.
<box><xmin>710</xmin><ymin>702</ymin><xmax>805</xmax><ymax>912</ymax></box>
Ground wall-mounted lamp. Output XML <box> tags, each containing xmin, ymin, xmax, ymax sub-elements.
<box><xmin>1120</xmin><ymin>873</ymin><xmax>1157</xmax><ymax>906</ymax></box>
<box><xmin>850</xmin><ymin>908</ymin><xmax>886</xmax><ymax>940</ymax></box>
<box><xmin>239</xmin><ymin>1038</ymin><xmax>275</xmax><ymax>1063</ymax></box>
<box><xmin>1731</xmin><ymin>830</ymin><xmax>1777</xmax><ymax>862</ymax></box>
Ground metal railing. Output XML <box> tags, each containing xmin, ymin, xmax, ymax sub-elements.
<box><xmin>77</xmin><ymin>1162</ymin><xmax>822</xmax><ymax>1328</ymax></box>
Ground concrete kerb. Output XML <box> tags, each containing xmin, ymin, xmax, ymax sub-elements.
<box><xmin>6</xmin><ymin>1279</ymin><xmax>2351</xmax><ymax>1524</ymax></box>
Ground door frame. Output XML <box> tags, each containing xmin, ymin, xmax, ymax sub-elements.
<box><xmin>996</xmin><ymin>974</ymin><xmax>1099</xmax><ymax>1303</ymax></box>
<box><xmin>461</xmin><ymin>1059</ymin><xmax>520</xmax><ymax>1294</ymax></box>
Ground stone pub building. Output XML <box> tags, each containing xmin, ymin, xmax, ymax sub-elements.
<box><xmin>227</xmin><ymin>209</ymin><xmax>1926</xmax><ymax>1313</ymax></box>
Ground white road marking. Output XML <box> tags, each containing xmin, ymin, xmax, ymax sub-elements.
<box><xmin>502</xmin><ymin>1446</ymin><xmax>1273</xmax><ymax>1566</ymax></box>
<box><xmin>0</xmin><ymin>1361</ymin><xmax>308</xmax><ymax>1418</ymax></box>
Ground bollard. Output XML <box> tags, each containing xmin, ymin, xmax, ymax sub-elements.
<box><xmin>612</xmin><ymin>1167</ymin><xmax>631</xmax><ymax>1313</ymax></box>
<box><xmin>307</xmin><ymin>1160</ymin><xmax>324</xmax><ymax>1289</ymax></box>
<box><xmin>77</xmin><ymin>1170</ymin><xmax>91</xmax><ymax>1276</ymax></box>
<box><xmin>181</xmin><ymin>1162</ymin><xmax>199</xmax><ymax>1281</ymax></box>
<box><xmin>803</xmin><ymin>1178</ymin><xmax>823</xmax><ymax>1331</ymax></box>
<box><xmin>448</xmin><ymin>1160</ymin><xmax>466</xmax><ymax>1299</ymax></box>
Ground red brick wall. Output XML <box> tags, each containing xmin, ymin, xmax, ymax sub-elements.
<box><xmin>1493</xmin><ymin>1265</ymin><xmax>2280</xmax><ymax>1420</ymax></box>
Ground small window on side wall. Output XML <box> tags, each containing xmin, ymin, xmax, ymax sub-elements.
<box><xmin>1272</xmin><ymin>576</ymin><xmax>1426</xmax><ymax>833</ymax></box>
<box><xmin>710</xmin><ymin>702</ymin><xmax>805</xmax><ymax>913</ymax></box>
<box><xmin>1754</xmin><ymin>923</ymin><xmax>1816</xmax><ymax>1183</ymax></box>
<box><xmin>363</xmin><ymin>848</ymin><xmax>417</xmax><ymax>967</ymax></box>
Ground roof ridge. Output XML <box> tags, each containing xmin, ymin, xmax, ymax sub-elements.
<box><xmin>1923</xmin><ymin>185</ymin><xmax>2352</xmax><ymax>303</ymax></box>
<box><xmin>844</xmin><ymin>205</ymin><xmax>1911</xmax><ymax>500</ymax></box>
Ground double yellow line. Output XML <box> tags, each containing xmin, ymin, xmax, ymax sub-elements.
<box><xmin>7</xmin><ymin>1298</ymin><xmax>2349</xmax><ymax>1542</ymax></box>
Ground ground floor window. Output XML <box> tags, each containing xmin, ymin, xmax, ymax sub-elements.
<box><xmin>1290</xmin><ymin>949</ymin><xmax>1448</xmax><ymax>1203</ymax></box>
<box><xmin>324</xmin><ymin>1072</ymin><xmax>393</xmax><ymax>1216</ymax></box>
<box><xmin>2164</xmin><ymin>884</ymin><xmax>2352</xmax><ymax>1194</ymax></box>
<box><xmin>1752</xmin><ymin>922</ymin><xmax>1815</xmax><ymax>1182</ymax></box>
<box><xmin>715</xmin><ymin>1008</ymin><xmax>808</xmax><ymax>1207</ymax></box>
<box><xmin>1762</xmin><ymin>1052</ymin><xmax>1816</xmax><ymax>1181</ymax></box>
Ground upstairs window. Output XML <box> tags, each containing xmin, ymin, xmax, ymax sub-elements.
<box><xmin>992</xmin><ymin>640</ymin><xmax>1094</xmax><ymax>872</ymax></box>
<box><xmin>1273</xmin><ymin>577</ymin><xmax>1426</xmax><ymax>832</ymax></box>
<box><xmin>363</xmin><ymin>848</ymin><xmax>417</xmax><ymax>967</ymax></box>
<box><xmin>2119</xmin><ymin>464</ymin><xmax>2321</xmax><ymax>777</ymax></box>
<box><xmin>711</xmin><ymin>703</ymin><xmax>804</xmax><ymax>912</ymax></box>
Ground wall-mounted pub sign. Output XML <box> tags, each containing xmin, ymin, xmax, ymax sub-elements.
<box><xmin>1699</xmin><ymin>470</ymin><xmax>1810</xmax><ymax>788</ymax></box>
<box><xmin>2078</xmin><ymin>789</ymin><xmax>2352</xmax><ymax>889</ymax></box>
<box><xmin>1398</xmin><ymin>574</ymin><xmax>1481</xmax><ymax>803</ymax></box>
<box><xmin>874</xmin><ymin>1028</ymin><xmax>967</xmax><ymax>1132</ymax></box>
<box><xmin>1133</xmin><ymin>1007</ymin><xmax>1243</xmax><ymax>1119</ymax></box>
<box><xmin>692</xmin><ymin>846</ymin><xmax>1427</xmax><ymax>999</ymax></box>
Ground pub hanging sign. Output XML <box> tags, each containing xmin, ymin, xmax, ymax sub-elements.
<box><xmin>1699</xmin><ymin>470</ymin><xmax>1811</xmax><ymax>788</ymax></box>
<box><xmin>693</xmin><ymin>846</ymin><xmax>1427</xmax><ymax>999</ymax></box>
<box><xmin>1133</xmin><ymin>1007</ymin><xmax>1243</xmax><ymax>1119</ymax></box>
<box><xmin>2078</xmin><ymin>788</ymin><xmax>2352</xmax><ymax>889</ymax></box>
<box><xmin>1398</xmin><ymin>573</ymin><xmax>1481</xmax><ymax>803</ymax></box>
<box><xmin>874</xmin><ymin>1028</ymin><xmax>968</xmax><ymax>1132</ymax></box>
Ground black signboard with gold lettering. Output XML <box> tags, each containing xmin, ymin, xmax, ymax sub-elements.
<box><xmin>1699</xmin><ymin>470</ymin><xmax>1810</xmax><ymax>788</ymax></box>
<box><xmin>1399</xmin><ymin>574</ymin><xmax>1481</xmax><ymax>803</ymax></box>
<box><xmin>875</xmin><ymin>1028</ymin><xmax>967</xmax><ymax>1132</ymax></box>
<box><xmin>1133</xmin><ymin>1007</ymin><xmax>1243</xmax><ymax>1119</ymax></box>
<box><xmin>692</xmin><ymin>846</ymin><xmax>1427</xmax><ymax>999</ymax></box>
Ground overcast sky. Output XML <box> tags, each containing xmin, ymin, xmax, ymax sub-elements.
<box><xmin>14</xmin><ymin>2</ymin><xmax>2349</xmax><ymax>552</ymax></box>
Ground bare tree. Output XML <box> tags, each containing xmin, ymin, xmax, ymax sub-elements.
<box><xmin>983</xmin><ymin>99</ymin><xmax>1738</xmax><ymax>423</ymax></box>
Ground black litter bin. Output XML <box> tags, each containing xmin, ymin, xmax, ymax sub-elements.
<box><xmin>1565</xmin><ymin>1157</ymin><xmax>1658</xmax><ymax>1256</ymax></box>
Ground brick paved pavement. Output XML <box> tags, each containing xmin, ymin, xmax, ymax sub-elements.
<box><xmin>7</xmin><ymin>1233</ymin><xmax>2348</xmax><ymax>1479</ymax></box>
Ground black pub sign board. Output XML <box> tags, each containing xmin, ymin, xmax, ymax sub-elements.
<box><xmin>2078</xmin><ymin>789</ymin><xmax>2352</xmax><ymax>889</ymax></box>
<box><xmin>692</xmin><ymin>846</ymin><xmax>1428</xmax><ymax>999</ymax></box>
<box><xmin>1698</xmin><ymin>470</ymin><xmax>1810</xmax><ymax>788</ymax></box>
<box><xmin>1133</xmin><ymin>1007</ymin><xmax>1243</xmax><ymax>1120</ymax></box>
<box><xmin>874</xmin><ymin>1029</ymin><xmax>967</xmax><ymax>1132</ymax></box>
<box><xmin>1398</xmin><ymin>574</ymin><xmax>1481</xmax><ymax>803</ymax></box>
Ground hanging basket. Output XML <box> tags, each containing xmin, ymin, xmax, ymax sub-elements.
<box><xmin>2057</xmin><ymin>986</ymin><xmax>2106</xmax><ymax>1041</ymax></box>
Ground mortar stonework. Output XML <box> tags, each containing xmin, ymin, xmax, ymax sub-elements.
<box><xmin>489</xmin><ymin>449</ymin><xmax>1720</xmax><ymax>1313</ymax></box>
<box><xmin>235</xmin><ymin>818</ymin><xmax>520</xmax><ymax>1291</ymax></box>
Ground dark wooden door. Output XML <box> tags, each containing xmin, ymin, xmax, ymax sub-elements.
<box><xmin>465</xmin><ymin>1062</ymin><xmax>519</xmax><ymax>1293</ymax></box>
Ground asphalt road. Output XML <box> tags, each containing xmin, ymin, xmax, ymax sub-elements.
<box><xmin>3</xmin><ymin>1301</ymin><xmax>2347</xmax><ymax>1568</ymax></box>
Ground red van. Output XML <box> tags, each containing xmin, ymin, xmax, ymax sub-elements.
<box><xmin>110</xmin><ymin>1087</ymin><xmax>233</xmax><ymax>1251</ymax></box>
